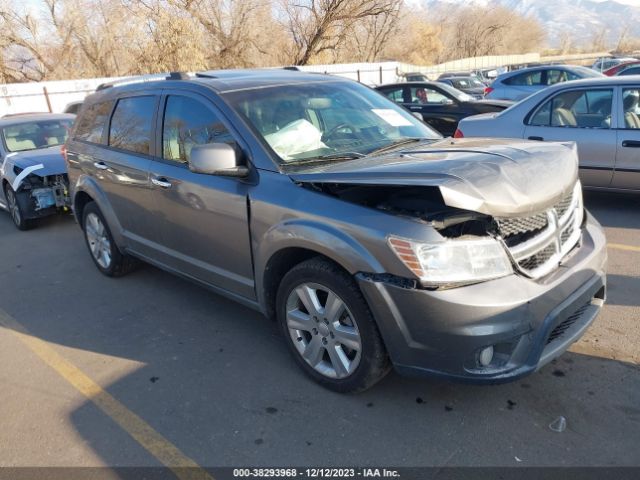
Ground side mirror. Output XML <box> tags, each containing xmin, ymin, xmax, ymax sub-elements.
<box><xmin>188</xmin><ymin>143</ymin><xmax>249</xmax><ymax>177</ymax></box>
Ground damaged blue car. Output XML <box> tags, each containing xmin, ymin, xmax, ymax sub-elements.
<box><xmin>0</xmin><ymin>113</ymin><xmax>74</xmax><ymax>230</ymax></box>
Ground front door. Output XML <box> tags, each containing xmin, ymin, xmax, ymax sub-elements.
<box><xmin>149</xmin><ymin>91</ymin><xmax>255</xmax><ymax>299</ymax></box>
<box><xmin>403</xmin><ymin>85</ymin><xmax>461</xmax><ymax>136</ymax></box>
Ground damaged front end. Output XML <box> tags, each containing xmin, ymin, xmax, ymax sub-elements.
<box><xmin>292</xmin><ymin>140</ymin><xmax>584</xmax><ymax>288</ymax></box>
<box><xmin>303</xmin><ymin>180</ymin><xmax>585</xmax><ymax>288</ymax></box>
<box><xmin>10</xmin><ymin>167</ymin><xmax>71</xmax><ymax>219</ymax></box>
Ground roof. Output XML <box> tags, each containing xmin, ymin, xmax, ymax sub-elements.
<box><xmin>94</xmin><ymin>69</ymin><xmax>346</xmax><ymax>97</ymax></box>
<box><xmin>542</xmin><ymin>75</ymin><xmax>640</xmax><ymax>89</ymax></box>
<box><xmin>0</xmin><ymin>113</ymin><xmax>75</xmax><ymax>127</ymax></box>
<box><xmin>375</xmin><ymin>81</ymin><xmax>441</xmax><ymax>88</ymax></box>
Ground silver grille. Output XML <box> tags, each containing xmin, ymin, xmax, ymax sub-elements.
<box><xmin>497</xmin><ymin>213</ymin><xmax>548</xmax><ymax>238</ymax></box>
<box><xmin>496</xmin><ymin>183</ymin><xmax>583</xmax><ymax>279</ymax></box>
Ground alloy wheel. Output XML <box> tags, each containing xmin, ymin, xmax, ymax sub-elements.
<box><xmin>85</xmin><ymin>212</ymin><xmax>112</xmax><ymax>269</ymax></box>
<box><xmin>5</xmin><ymin>188</ymin><xmax>21</xmax><ymax>227</ymax></box>
<box><xmin>286</xmin><ymin>283</ymin><xmax>362</xmax><ymax>379</ymax></box>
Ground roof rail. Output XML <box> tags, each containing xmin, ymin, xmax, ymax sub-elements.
<box><xmin>96</xmin><ymin>72</ymin><xmax>193</xmax><ymax>91</ymax></box>
<box><xmin>194</xmin><ymin>72</ymin><xmax>218</xmax><ymax>79</ymax></box>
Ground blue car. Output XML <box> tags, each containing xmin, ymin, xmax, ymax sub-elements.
<box><xmin>485</xmin><ymin>65</ymin><xmax>603</xmax><ymax>101</ymax></box>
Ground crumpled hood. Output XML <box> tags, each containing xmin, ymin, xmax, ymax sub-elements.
<box><xmin>9</xmin><ymin>146</ymin><xmax>66</xmax><ymax>176</ymax></box>
<box><xmin>289</xmin><ymin>138</ymin><xmax>579</xmax><ymax>217</ymax></box>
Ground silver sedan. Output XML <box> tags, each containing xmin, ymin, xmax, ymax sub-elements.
<box><xmin>456</xmin><ymin>76</ymin><xmax>640</xmax><ymax>191</ymax></box>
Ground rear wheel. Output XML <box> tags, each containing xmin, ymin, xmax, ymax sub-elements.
<box><xmin>4</xmin><ymin>184</ymin><xmax>31</xmax><ymax>231</ymax></box>
<box><xmin>276</xmin><ymin>258</ymin><xmax>390</xmax><ymax>393</ymax></box>
<box><xmin>82</xmin><ymin>202</ymin><xmax>137</xmax><ymax>277</ymax></box>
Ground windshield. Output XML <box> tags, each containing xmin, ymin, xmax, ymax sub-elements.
<box><xmin>1</xmin><ymin>119</ymin><xmax>74</xmax><ymax>152</ymax></box>
<box><xmin>450</xmin><ymin>77</ymin><xmax>484</xmax><ymax>89</ymax></box>
<box><xmin>224</xmin><ymin>81</ymin><xmax>441</xmax><ymax>164</ymax></box>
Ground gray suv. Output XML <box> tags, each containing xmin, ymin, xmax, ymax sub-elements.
<box><xmin>65</xmin><ymin>70</ymin><xmax>607</xmax><ymax>392</ymax></box>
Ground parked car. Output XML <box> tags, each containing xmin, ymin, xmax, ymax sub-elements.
<box><xmin>376</xmin><ymin>81</ymin><xmax>512</xmax><ymax>136</ymax></box>
<box><xmin>63</xmin><ymin>101</ymin><xmax>84</xmax><ymax>114</ymax></box>
<box><xmin>438</xmin><ymin>76</ymin><xmax>487</xmax><ymax>99</ymax></box>
<box><xmin>614</xmin><ymin>65</ymin><xmax>640</xmax><ymax>76</ymax></box>
<box><xmin>456</xmin><ymin>76</ymin><xmax>640</xmax><ymax>191</ymax></box>
<box><xmin>0</xmin><ymin>113</ymin><xmax>74</xmax><ymax>229</ymax></box>
<box><xmin>436</xmin><ymin>71</ymin><xmax>474</xmax><ymax>79</ymax></box>
<box><xmin>602</xmin><ymin>60</ymin><xmax>640</xmax><ymax>76</ymax></box>
<box><xmin>401</xmin><ymin>72</ymin><xmax>430</xmax><ymax>82</ymax></box>
<box><xmin>65</xmin><ymin>70</ymin><xmax>606</xmax><ymax>393</ymax></box>
<box><xmin>485</xmin><ymin>65</ymin><xmax>603</xmax><ymax>101</ymax></box>
<box><xmin>592</xmin><ymin>57</ymin><xmax>636</xmax><ymax>72</ymax></box>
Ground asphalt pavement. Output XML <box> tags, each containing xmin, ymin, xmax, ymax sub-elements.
<box><xmin>0</xmin><ymin>190</ymin><xmax>638</xmax><ymax>471</ymax></box>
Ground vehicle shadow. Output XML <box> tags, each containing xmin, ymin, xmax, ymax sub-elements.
<box><xmin>584</xmin><ymin>190</ymin><xmax>640</xmax><ymax>230</ymax></box>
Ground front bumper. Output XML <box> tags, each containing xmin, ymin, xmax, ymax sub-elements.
<box><xmin>358</xmin><ymin>212</ymin><xmax>607</xmax><ymax>383</ymax></box>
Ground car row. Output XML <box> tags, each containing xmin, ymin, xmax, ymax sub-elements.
<box><xmin>456</xmin><ymin>76</ymin><xmax>640</xmax><ymax>192</ymax></box>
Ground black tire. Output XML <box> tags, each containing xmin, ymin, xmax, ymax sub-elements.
<box><xmin>276</xmin><ymin>257</ymin><xmax>391</xmax><ymax>393</ymax></box>
<box><xmin>81</xmin><ymin>201</ymin><xmax>138</xmax><ymax>277</ymax></box>
<box><xmin>3</xmin><ymin>183</ymin><xmax>32</xmax><ymax>231</ymax></box>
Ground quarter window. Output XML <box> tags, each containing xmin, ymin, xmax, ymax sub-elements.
<box><xmin>162</xmin><ymin>96</ymin><xmax>233</xmax><ymax>163</ymax></box>
<box><xmin>529</xmin><ymin>89</ymin><xmax>613</xmax><ymax>128</ymax></box>
<box><xmin>74</xmin><ymin>101</ymin><xmax>112</xmax><ymax>144</ymax></box>
<box><xmin>108</xmin><ymin>96</ymin><xmax>156</xmax><ymax>154</ymax></box>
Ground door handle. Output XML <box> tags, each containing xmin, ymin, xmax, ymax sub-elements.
<box><xmin>621</xmin><ymin>140</ymin><xmax>640</xmax><ymax>148</ymax></box>
<box><xmin>528</xmin><ymin>136</ymin><xmax>544</xmax><ymax>141</ymax></box>
<box><xmin>151</xmin><ymin>177</ymin><xmax>172</xmax><ymax>189</ymax></box>
<box><xmin>94</xmin><ymin>161</ymin><xmax>109</xmax><ymax>170</ymax></box>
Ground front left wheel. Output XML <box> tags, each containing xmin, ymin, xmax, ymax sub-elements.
<box><xmin>276</xmin><ymin>257</ymin><xmax>390</xmax><ymax>393</ymax></box>
<box><xmin>4</xmin><ymin>184</ymin><xmax>32</xmax><ymax>231</ymax></box>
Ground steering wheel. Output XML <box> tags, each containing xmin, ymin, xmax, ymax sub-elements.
<box><xmin>323</xmin><ymin>123</ymin><xmax>354</xmax><ymax>140</ymax></box>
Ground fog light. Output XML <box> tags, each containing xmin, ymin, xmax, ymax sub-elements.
<box><xmin>479</xmin><ymin>346</ymin><xmax>494</xmax><ymax>367</ymax></box>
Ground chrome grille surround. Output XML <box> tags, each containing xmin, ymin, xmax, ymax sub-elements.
<box><xmin>496</xmin><ymin>182</ymin><xmax>583</xmax><ymax>279</ymax></box>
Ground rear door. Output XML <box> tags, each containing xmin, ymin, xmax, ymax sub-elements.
<box><xmin>613</xmin><ymin>86</ymin><xmax>640</xmax><ymax>190</ymax></box>
<box><xmin>523</xmin><ymin>87</ymin><xmax>617</xmax><ymax>188</ymax></box>
<box><xmin>148</xmin><ymin>90</ymin><xmax>255</xmax><ymax>299</ymax></box>
<box><xmin>68</xmin><ymin>96</ymin><xmax>162</xmax><ymax>254</ymax></box>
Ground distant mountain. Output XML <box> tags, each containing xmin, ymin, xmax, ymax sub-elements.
<box><xmin>420</xmin><ymin>0</ymin><xmax>640</xmax><ymax>48</ymax></box>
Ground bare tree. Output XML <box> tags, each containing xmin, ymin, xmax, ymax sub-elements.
<box><xmin>280</xmin><ymin>0</ymin><xmax>401</xmax><ymax>65</ymax></box>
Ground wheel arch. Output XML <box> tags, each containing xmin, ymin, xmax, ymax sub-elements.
<box><xmin>255</xmin><ymin>220</ymin><xmax>385</xmax><ymax>320</ymax></box>
<box><xmin>72</xmin><ymin>175</ymin><xmax>125</xmax><ymax>247</ymax></box>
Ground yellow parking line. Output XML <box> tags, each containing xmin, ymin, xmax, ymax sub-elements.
<box><xmin>608</xmin><ymin>243</ymin><xmax>640</xmax><ymax>253</ymax></box>
<box><xmin>0</xmin><ymin>308</ymin><xmax>213</xmax><ymax>480</ymax></box>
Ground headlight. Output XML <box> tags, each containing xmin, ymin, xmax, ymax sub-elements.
<box><xmin>388</xmin><ymin>236</ymin><xmax>513</xmax><ymax>285</ymax></box>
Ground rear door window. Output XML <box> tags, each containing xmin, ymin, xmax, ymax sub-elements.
<box><xmin>529</xmin><ymin>89</ymin><xmax>613</xmax><ymax>128</ymax></box>
<box><xmin>108</xmin><ymin>96</ymin><xmax>156</xmax><ymax>154</ymax></box>
<box><xmin>74</xmin><ymin>101</ymin><xmax>112</xmax><ymax>144</ymax></box>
